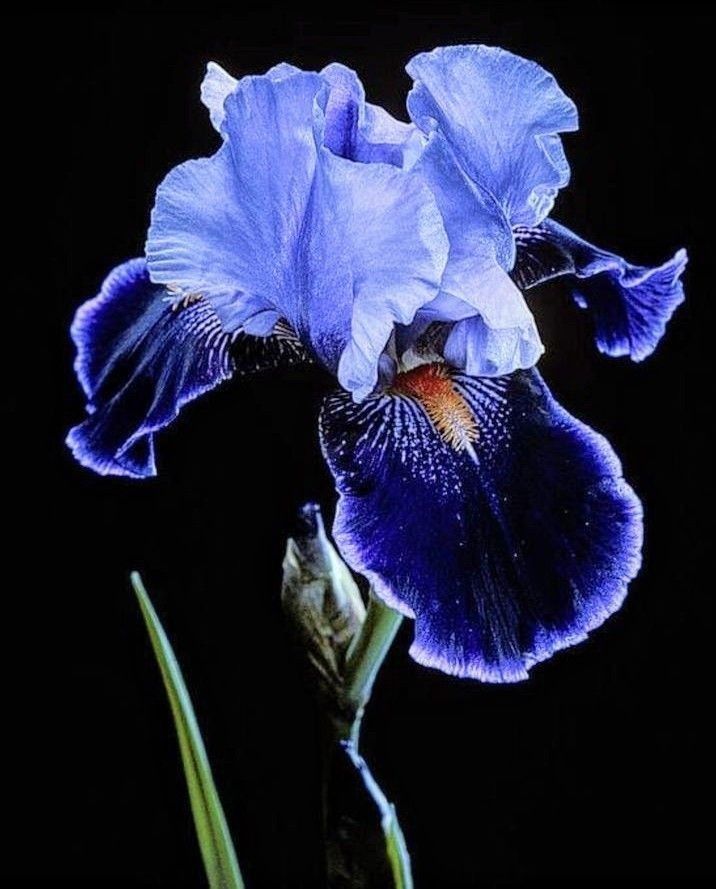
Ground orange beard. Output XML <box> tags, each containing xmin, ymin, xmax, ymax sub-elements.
<box><xmin>391</xmin><ymin>364</ymin><xmax>479</xmax><ymax>452</ymax></box>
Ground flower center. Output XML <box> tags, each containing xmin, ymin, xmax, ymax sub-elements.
<box><xmin>391</xmin><ymin>363</ymin><xmax>479</xmax><ymax>452</ymax></box>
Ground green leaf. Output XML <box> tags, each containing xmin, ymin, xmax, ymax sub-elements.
<box><xmin>324</xmin><ymin>740</ymin><xmax>413</xmax><ymax>889</ymax></box>
<box><xmin>131</xmin><ymin>572</ymin><xmax>244</xmax><ymax>889</ymax></box>
<box><xmin>383</xmin><ymin>801</ymin><xmax>413</xmax><ymax>889</ymax></box>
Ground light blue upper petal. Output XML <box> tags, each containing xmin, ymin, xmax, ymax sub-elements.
<box><xmin>404</xmin><ymin>132</ymin><xmax>543</xmax><ymax>376</ymax></box>
<box><xmin>202</xmin><ymin>60</ymin><xmax>421</xmax><ymax>167</ymax></box>
<box><xmin>147</xmin><ymin>70</ymin><xmax>323</xmax><ymax>332</ymax></box>
<box><xmin>406</xmin><ymin>45</ymin><xmax>578</xmax><ymax>228</ymax></box>
<box><xmin>200</xmin><ymin>62</ymin><xmax>237</xmax><ymax>132</ymax></box>
<box><xmin>200</xmin><ymin>61</ymin><xmax>302</xmax><ymax>134</ymax></box>
<box><xmin>441</xmin><ymin>297</ymin><xmax>544</xmax><ymax>376</ymax></box>
<box><xmin>319</xmin><ymin>62</ymin><xmax>422</xmax><ymax>166</ymax></box>
<box><xmin>299</xmin><ymin>148</ymin><xmax>449</xmax><ymax>400</ymax></box>
<box><xmin>149</xmin><ymin>68</ymin><xmax>448</xmax><ymax>401</ymax></box>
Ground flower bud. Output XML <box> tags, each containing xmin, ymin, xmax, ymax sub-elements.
<box><xmin>281</xmin><ymin>503</ymin><xmax>366</xmax><ymax>716</ymax></box>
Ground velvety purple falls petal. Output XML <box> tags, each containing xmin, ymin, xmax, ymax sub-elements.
<box><xmin>406</xmin><ymin>45</ymin><xmax>578</xmax><ymax>228</ymax></box>
<box><xmin>513</xmin><ymin>220</ymin><xmax>687</xmax><ymax>360</ymax></box>
<box><xmin>320</xmin><ymin>368</ymin><xmax>642</xmax><ymax>682</ymax></box>
<box><xmin>67</xmin><ymin>259</ymin><xmax>308</xmax><ymax>477</ymax></box>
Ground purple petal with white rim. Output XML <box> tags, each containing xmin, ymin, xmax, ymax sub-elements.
<box><xmin>67</xmin><ymin>259</ymin><xmax>234</xmax><ymax>477</ymax></box>
<box><xmin>320</xmin><ymin>366</ymin><xmax>642</xmax><ymax>682</ymax></box>
<box><xmin>67</xmin><ymin>259</ymin><xmax>308</xmax><ymax>478</ymax></box>
<box><xmin>407</xmin><ymin>45</ymin><xmax>578</xmax><ymax>228</ymax></box>
<box><xmin>513</xmin><ymin>220</ymin><xmax>688</xmax><ymax>360</ymax></box>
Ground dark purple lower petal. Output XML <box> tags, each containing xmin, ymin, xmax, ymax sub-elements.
<box><xmin>513</xmin><ymin>219</ymin><xmax>687</xmax><ymax>360</ymax></box>
<box><xmin>67</xmin><ymin>259</ymin><xmax>309</xmax><ymax>478</ymax></box>
<box><xmin>320</xmin><ymin>367</ymin><xmax>642</xmax><ymax>682</ymax></box>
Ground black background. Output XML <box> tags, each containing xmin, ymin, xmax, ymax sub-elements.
<box><xmin>10</xmin><ymin>3</ymin><xmax>712</xmax><ymax>887</ymax></box>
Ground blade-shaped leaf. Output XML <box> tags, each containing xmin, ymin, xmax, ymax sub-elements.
<box><xmin>131</xmin><ymin>572</ymin><xmax>244</xmax><ymax>889</ymax></box>
<box><xmin>346</xmin><ymin>742</ymin><xmax>413</xmax><ymax>889</ymax></box>
<box><xmin>383</xmin><ymin>803</ymin><xmax>413</xmax><ymax>889</ymax></box>
<box><xmin>324</xmin><ymin>740</ymin><xmax>413</xmax><ymax>889</ymax></box>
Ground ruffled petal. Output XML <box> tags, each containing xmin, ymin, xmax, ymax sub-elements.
<box><xmin>406</xmin><ymin>45</ymin><xmax>578</xmax><ymax>228</ymax></box>
<box><xmin>201</xmin><ymin>59</ymin><xmax>420</xmax><ymax>167</ymax></box>
<box><xmin>298</xmin><ymin>149</ymin><xmax>449</xmax><ymax>400</ymax></box>
<box><xmin>149</xmin><ymin>69</ymin><xmax>446</xmax><ymax>399</ymax></box>
<box><xmin>513</xmin><ymin>220</ymin><xmax>688</xmax><ymax>360</ymax></box>
<box><xmin>441</xmin><ymin>295</ymin><xmax>544</xmax><ymax>376</ymax></box>
<box><xmin>405</xmin><ymin>134</ymin><xmax>543</xmax><ymax>377</ymax></box>
<box><xmin>67</xmin><ymin>259</ymin><xmax>308</xmax><ymax>478</ymax></box>
<box><xmin>320</xmin><ymin>366</ymin><xmax>642</xmax><ymax>682</ymax></box>
<box><xmin>200</xmin><ymin>61</ymin><xmax>301</xmax><ymax>134</ymax></box>
<box><xmin>319</xmin><ymin>62</ymin><xmax>421</xmax><ymax>166</ymax></box>
<box><xmin>200</xmin><ymin>62</ymin><xmax>238</xmax><ymax>132</ymax></box>
<box><xmin>147</xmin><ymin>70</ymin><xmax>323</xmax><ymax>332</ymax></box>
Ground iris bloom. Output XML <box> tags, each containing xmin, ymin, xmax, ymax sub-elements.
<box><xmin>68</xmin><ymin>46</ymin><xmax>686</xmax><ymax>681</ymax></box>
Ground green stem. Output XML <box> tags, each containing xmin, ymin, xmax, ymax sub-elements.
<box><xmin>321</xmin><ymin>590</ymin><xmax>412</xmax><ymax>888</ymax></box>
<box><xmin>341</xmin><ymin>591</ymin><xmax>403</xmax><ymax>746</ymax></box>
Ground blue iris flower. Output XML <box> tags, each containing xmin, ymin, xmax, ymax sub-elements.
<box><xmin>67</xmin><ymin>46</ymin><xmax>687</xmax><ymax>682</ymax></box>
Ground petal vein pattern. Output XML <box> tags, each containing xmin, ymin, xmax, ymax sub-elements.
<box><xmin>320</xmin><ymin>368</ymin><xmax>643</xmax><ymax>681</ymax></box>
<box><xmin>513</xmin><ymin>221</ymin><xmax>687</xmax><ymax>360</ymax></box>
<box><xmin>406</xmin><ymin>45</ymin><xmax>578</xmax><ymax>228</ymax></box>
